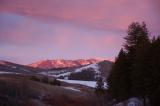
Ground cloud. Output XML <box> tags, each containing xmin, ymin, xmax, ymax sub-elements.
<box><xmin>0</xmin><ymin>13</ymin><xmax>123</xmax><ymax>49</ymax></box>
<box><xmin>0</xmin><ymin>13</ymin><xmax>122</xmax><ymax>64</ymax></box>
<box><xmin>0</xmin><ymin>0</ymin><xmax>159</xmax><ymax>32</ymax></box>
<box><xmin>0</xmin><ymin>0</ymin><xmax>159</xmax><ymax>64</ymax></box>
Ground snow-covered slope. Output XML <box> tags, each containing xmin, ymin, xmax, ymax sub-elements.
<box><xmin>74</xmin><ymin>63</ymin><xmax>100</xmax><ymax>73</ymax></box>
<box><xmin>0</xmin><ymin>60</ymin><xmax>113</xmax><ymax>82</ymax></box>
<box><xmin>60</xmin><ymin>79</ymin><xmax>97</xmax><ymax>88</ymax></box>
<box><xmin>39</xmin><ymin>62</ymin><xmax>100</xmax><ymax>79</ymax></box>
<box><xmin>39</xmin><ymin>60</ymin><xmax>113</xmax><ymax>80</ymax></box>
<box><xmin>29</xmin><ymin>59</ymin><xmax>102</xmax><ymax>69</ymax></box>
<box><xmin>59</xmin><ymin>79</ymin><xmax>108</xmax><ymax>89</ymax></box>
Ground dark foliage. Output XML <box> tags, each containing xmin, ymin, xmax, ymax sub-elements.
<box><xmin>107</xmin><ymin>22</ymin><xmax>160</xmax><ymax>106</ymax></box>
<box><xmin>50</xmin><ymin>79</ymin><xmax>61</xmax><ymax>86</ymax></box>
<box><xmin>95</xmin><ymin>77</ymin><xmax>105</xmax><ymax>96</ymax></box>
<box><xmin>147</xmin><ymin>37</ymin><xmax>160</xmax><ymax>106</ymax></box>
<box><xmin>108</xmin><ymin>49</ymin><xmax>130</xmax><ymax>101</ymax></box>
<box><xmin>58</xmin><ymin>76</ymin><xmax>64</xmax><ymax>79</ymax></box>
<box><xmin>30</xmin><ymin>76</ymin><xmax>40</xmax><ymax>82</ymax></box>
<box><xmin>95</xmin><ymin>77</ymin><xmax>109</xmax><ymax>106</ymax></box>
<box><xmin>69</xmin><ymin>68</ymin><xmax>96</xmax><ymax>81</ymax></box>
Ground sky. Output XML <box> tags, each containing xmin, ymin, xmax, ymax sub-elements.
<box><xmin>0</xmin><ymin>0</ymin><xmax>160</xmax><ymax>64</ymax></box>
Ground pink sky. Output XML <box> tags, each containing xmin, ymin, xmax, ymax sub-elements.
<box><xmin>0</xmin><ymin>0</ymin><xmax>159</xmax><ymax>64</ymax></box>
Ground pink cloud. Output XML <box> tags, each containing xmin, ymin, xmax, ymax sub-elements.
<box><xmin>0</xmin><ymin>0</ymin><xmax>159</xmax><ymax>64</ymax></box>
<box><xmin>0</xmin><ymin>0</ymin><xmax>159</xmax><ymax>32</ymax></box>
<box><xmin>85</xmin><ymin>34</ymin><xmax>122</xmax><ymax>51</ymax></box>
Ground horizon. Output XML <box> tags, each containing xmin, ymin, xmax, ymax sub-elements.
<box><xmin>0</xmin><ymin>57</ymin><xmax>113</xmax><ymax>65</ymax></box>
<box><xmin>0</xmin><ymin>0</ymin><xmax>160</xmax><ymax>64</ymax></box>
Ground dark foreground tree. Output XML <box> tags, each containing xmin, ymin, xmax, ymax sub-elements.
<box><xmin>108</xmin><ymin>22</ymin><xmax>160</xmax><ymax>106</ymax></box>
<box><xmin>107</xmin><ymin>49</ymin><xmax>130</xmax><ymax>101</ymax></box>
<box><xmin>108</xmin><ymin>22</ymin><xmax>151</xmax><ymax>103</ymax></box>
<box><xmin>147</xmin><ymin>36</ymin><xmax>160</xmax><ymax>106</ymax></box>
<box><xmin>128</xmin><ymin>22</ymin><xmax>150</xmax><ymax>105</ymax></box>
<box><xmin>124</xmin><ymin>22</ymin><xmax>149</xmax><ymax>58</ymax></box>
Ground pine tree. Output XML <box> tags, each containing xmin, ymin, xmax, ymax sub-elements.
<box><xmin>95</xmin><ymin>77</ymin><xmax>105</xmax><ymax>96</ymax></box>
<box><xmin>95</xmin><ymin>77</ymin><xmax>106</xmax><ymax>106</ymax></box>
<box><xmin>124</xmin><ymin>22</ymin><xmax>149</xmax><ymax>67</ymax></box>
<box><xmin>108</xmin><ymin>22</ymin><xmax>150</xmax><ymax>102</ymax></box>
<box><xmin>124</xmin><ymin>22</ymin><xmax>149</xmax><ymax>53</ymax></box>
<box><xmin>107</xmin><ymin>49</ymin><xmax>130</xmax><ymax>101</ymax></box>
<box><xmin>147</xmin><ymin>36</ymin><xmax>160</xmax><ymax>106</ymax></box>
<box><xmin>129</xmin><ymin>22</ymin><xmax>150</xmax><ymax>99</ymax></box>
<box><xmin>124</xmin><ymin>22</ymin><xmax>150</xmax><ymax>105</ymax></box>
<box><xmin>107</xmin><ymin>22</ymin><xmax>160</xmax><ymax>106</ymax></box>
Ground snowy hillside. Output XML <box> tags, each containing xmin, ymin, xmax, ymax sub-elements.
<box><xmin>0</xmin><ymin>60</ymin><xmax>113</xmax><ymax>82</ymax></box>
<box><xmin>39</xmin><ymin>60</ymin><xmax>113</xmax><ymax>81</ymax></box>
<box><xmin>39</xmin><ymin>63</ymin><xmax>101</xmax><ymax>79</ymax></box>
<box><xmin>74</xmin><ymin>63</ymin><xmax>100</xmax><ymax>73</ymax></box>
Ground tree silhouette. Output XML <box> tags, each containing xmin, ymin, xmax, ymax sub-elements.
<box><xmin>108</xmin><ymin>22</ymin><xmax>160</xmax><ymax>106</ymax></box>
<box><xmin>108</xmin><ymin>49</ymin><xmax>130</xmax><ymax>101</ymax></box>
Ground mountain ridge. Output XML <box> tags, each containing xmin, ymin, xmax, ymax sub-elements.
<box><xmin>0</xmin><ymin>59</ymin><xmax>113</xmax><ymax>81</ymax></box>
<box><xmin>28</xmin><ymin>59</ymin><xmax>106</xmax><ymax>69</ymax></box>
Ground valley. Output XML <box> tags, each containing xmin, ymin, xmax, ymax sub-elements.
<box><xmin>0</xmin><ymin>59</ymin><xmax>113</xmax><ymax>106</ymax></box>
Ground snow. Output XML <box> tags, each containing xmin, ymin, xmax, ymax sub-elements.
<box><xmin>114</xmin><ymin>97</ymin><xmax>143</xmax><ymax>106</ymax></box>
<box><xmin>56</xmin><ymin>72</ymin><xmax>71</xmax><ymax>77</ymax></box>
<box><xmin>104</xmin><ymin>82</ymin><xmax>108</xmax><ymax>89</ymax></box>
<box><xmin>20</xmin><ymin>68</ymin><xmax>30</xmax><ymax>72</ymax></box>
<box><xmin>74</xmin><ymin>63</ymin><xmax>100</xmax><ymax>73</ymax></box>
<box><xmin>0</xmin><ymin>71</ymin><xmax>20</xmax><ymax>74</ymax></box>
<box><xmin>39</xmin><ymin>63</ymin><xmax>101</xmax><ymax>80</ymax></box>
<box><xmin>59</xmin><ymin>79</ymin><xmax>97</xmax><ymax>88</ymax></box>
<box><xmin>39</xmin><ymin>70</ymin><xmax>72</xmax><ymax>78</ymax></box>
<box><xmin>63</xmin><ymin>87</ymin><xmax>81</xmax><ymax>92</ymax></box>
<box><xmin>59</xmin><ymin>79</ymin><xmax>108</xmax><ymax>89</ymax></box>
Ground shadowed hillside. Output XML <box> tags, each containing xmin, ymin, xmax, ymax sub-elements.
<box><xmin>0</xmin><ymin>75</ymin><xmax>102</xmax><ymax>106</ymax></box>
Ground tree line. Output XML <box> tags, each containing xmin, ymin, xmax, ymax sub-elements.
<box><xmin>107</xmin><ymin>22</ymin><xmax>160</xmax><ymax>106</ymax></box>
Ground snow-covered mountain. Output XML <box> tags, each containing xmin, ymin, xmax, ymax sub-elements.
<box><xmin>29</xmin><ymin>59</ymin><xmax>103</xmax><ymax>69</ymax></box>
<box><xmin>0</xmin><ymin>59</ymin><xmax>113</xmax><ymax>81</ymax></box>
<box><xmin>39</xmin><ymin>60</ymin><xmax>113</xmax><ymax>81</ymax></box>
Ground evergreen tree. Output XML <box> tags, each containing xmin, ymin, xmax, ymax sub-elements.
<box><xmin>124</xmin><ymin>22</ymin><xmax>149</xmax><ymax>73</ymax></box>
<box><xmin>147</xmin><ymin>36</ymin><xmax>160</xmax><ymax>106</ymax></box>
<box><xmin>95</xmin><ymin>77</ymin><xmax>105</xmax><ymax>92</ymax></box>
<box><xmin>124</xmin><ymin>22</ymin><xmax>149</xmax><ymax>55</ymax></box>
<box><xmin>124</xmin><ymin>23</ymin><xmax>148</xmax><ymax>81</ymax></box>
<box><xmin>107</xmin><ymin>49</ymin><xmax>130</xmax><ymax>101</ymax></box>
<box><xmin>108</xmin><ymin>22</ymin><xmax>150</xmax><ymax>102</ymax></box>
<box><xmin>129</xmin><ymin>22</ymin><xmax>150</xmax><ymax>104</ymax></box>
<box><xmin>107</xmin><ymin>22</ymin><xmax>160</xmax><ymax>106</ymax></box>
<box><xmin>95</xmin><ymin>77</ymin><xmax>106</xmax><ymax>106</ymax></box>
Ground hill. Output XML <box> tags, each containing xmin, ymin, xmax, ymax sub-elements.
<box><xmin>0</xmin><ymin>60</ymin><xmax>43</xmax><ymax>75</ymax></box>
<box><xmin>28</xmin><ymin>59</ymin><xmax>103</xmax><ymax>69</ymax></box>
<box><xmin>0</xmin><ymin>75</ymin><xmax>101</xmax><ymax>106</ymax></box>
<box><xmin>39</xmin><ymin>60</ymin><xmax>113</xmax><ymax>81</ymax></box>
